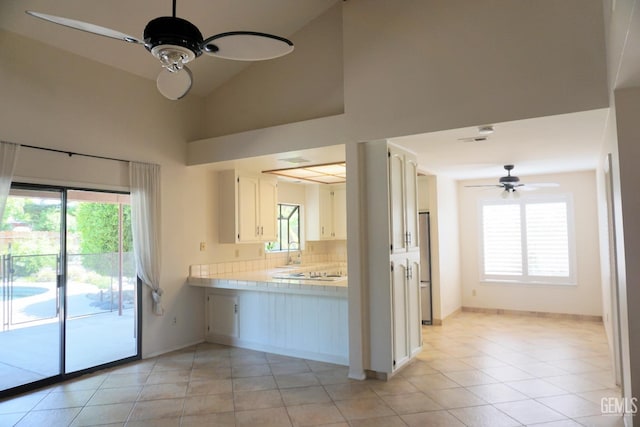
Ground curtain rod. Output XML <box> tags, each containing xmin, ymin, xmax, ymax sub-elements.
<box><xmin>21</xmin><ymin>144</ymin><xmax>130</xmax><ymax>164</ymax></box>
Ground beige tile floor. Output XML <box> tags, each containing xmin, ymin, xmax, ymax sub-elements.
<box><xmin>0</xmin><ymin>312</ymin><xmax>627</xmax><ymax>426</ymax></box>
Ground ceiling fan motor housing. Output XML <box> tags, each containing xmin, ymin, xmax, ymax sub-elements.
<box><xmin>499</xmin><ymin>175</ymin><xmax>520</xmax><ymax>184</ymax></box>
<box><xmin>143</xmin><ymin>16</ymin><xmax>204</xmax><ymax>56</ymax></box>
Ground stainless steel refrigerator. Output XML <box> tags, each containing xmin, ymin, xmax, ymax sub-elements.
<box><xmin>419</xmin><ymin>212</ymin><xmax>432</xmax><ymax>325</ymax></box>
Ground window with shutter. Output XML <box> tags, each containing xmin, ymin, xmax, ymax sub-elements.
<box><xmin>480</xmin><ymin>196</ymin><xmax>574</xmax><ymax>285</ymax></box>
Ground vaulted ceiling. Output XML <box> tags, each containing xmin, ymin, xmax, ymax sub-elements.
<box><xmin>0</xmin><ymin>0</ymin><xmax>338</xmax><ymax>96</ymax></box>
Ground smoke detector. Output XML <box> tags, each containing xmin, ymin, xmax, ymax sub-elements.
<box><xmin>478</xmin><ymin>125</ymin><xmax>494</xmax><ymax>135</ymax></box>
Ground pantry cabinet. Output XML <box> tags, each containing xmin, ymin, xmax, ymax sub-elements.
<box><xmin>219</xmin><ymin>170</ymin><xmax>278</xmax><ymax>243</ymax></box>
<box><xmin>306</xmin><ymin>183</ymin><xmax>347</xmax><ymax>240</ymax></box>
<box><xmin>363</xmin><ymin>141</ymin><xmax>422</xmax><ymax>377</ymax></box>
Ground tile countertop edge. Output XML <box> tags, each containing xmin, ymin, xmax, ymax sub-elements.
<box><xmin>187</xmin><ymin>276</ymin><xmax>348</xmax><ymax>298</ymax></box>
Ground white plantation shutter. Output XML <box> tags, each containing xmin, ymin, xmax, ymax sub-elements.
<box><xmin>481</xmin><ymin>197</ymin><xmax>573</xmax><ymax>284</ymax></box>
<box><xmin>482</xmin><ymin>204</ymin><xmax>522</xmax><ymax>275</ymax></box>
<box><xmin>526</xmin><ymin>202</ymin><xmax>569</xmax><ymax>277</ymax></box>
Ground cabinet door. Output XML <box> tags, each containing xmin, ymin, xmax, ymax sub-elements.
<box><xmin>319</xmin><ymin>186</ymin><xmax>334</xmax><ymax>239</ymax></box>
<box><xmin>237</xmin><ymin>176</ymin><xmax>260</xmax><ymax>242</ymax></box>
<box><xmin>407</xmin><ymin>258</ymin><xmax>422</xmax><ymax>355</ymax></box>
<box><xmin>207</xmin><ymin>293</ymin><xmax>239</xmax><ymax>338</ymax></box>
<box><xmin>259</xmin><ymin>178</ymin><xmax>278</xmax><ymax>241</ymax></box>
<box><xmin>389</xmin><ymin>148</ymin><xmax>407</xmax><ymax>254</ymax></box>
<box><xmin>332</xmin><ymin>185</ymin><xmax>347</xmax><ymax>240</ymax></box>
<box><xmin>391</xmin><ymin>261</ymin><xmax>409</xmax><ymax>370</ymax></box>
<box><xmin>404</xmin><ymin>157</ymin><xmax>420</xmax><ymax>253</ymax></box>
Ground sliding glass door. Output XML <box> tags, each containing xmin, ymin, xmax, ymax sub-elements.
<box><xmin>65</xmin><ymin>190</ymin><xmax>137</xmax><ymax>373</ymax></box>
<box><xmin>0</xmin><ymin>185</ymin><xmax>139</xmax><ymax>394</ymax></box>
<box><xmin>0</xmin><ymin>188</ymin><xmax>63</xmax><ymax>391</ymax></box>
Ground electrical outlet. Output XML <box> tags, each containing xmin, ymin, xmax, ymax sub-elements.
<box><xmin>235</xmin><ymin>249</ymin><xmax>240</xmax><ymax>258</ymax></box>
<box><xmin>172</xmin><ymin>317</ymin><xmax>177</xmax><ymax>324</ymax></box>
<box><xmin>199</xmin><ymin>242</ymin><xmax>206</xmax><ymax>251</ymax></box>
<box><xmin>472</xmin><ymin>289</ymin><xmax>477</xmax><ymax>297</ymax></box>
<box><xmin>258</xmin><ymin>247</ymin><xmax>263</xmax><ymax>257</ymax></box>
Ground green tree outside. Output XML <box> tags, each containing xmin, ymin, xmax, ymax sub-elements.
<box><xmin>76</xmin><ymin>203</ymin><xmax>133</xmax><ymax>277</ymax></box>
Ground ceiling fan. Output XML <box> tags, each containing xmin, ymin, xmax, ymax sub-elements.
<box><xmin>25</xmin><ymin>0</ymin><xmax>295</xmax><ymax>100</ymax></box>
<box><xmin>465</xmin><ymin>164</ymin><xmax>559</xmax><ymax>198</ymax></box>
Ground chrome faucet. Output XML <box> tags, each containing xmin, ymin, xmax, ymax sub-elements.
<box><xmin>287</xmin><ymin>240</ymin><xmax>302</xmax><ymax>265</ymax></box>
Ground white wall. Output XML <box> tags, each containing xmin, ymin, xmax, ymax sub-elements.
<box><xmin>595</xmin><ymin>111</ymin><xmax>619</xmax><ymax>375</ymax></box>
<box><xmin>417</xmin><ymin>176</ymin><xmax>430</xmax><ymax>212</ymax></box>
<box><xmin>431</xmin><ymin>176</ymin><xmax>462</xmax><ymax>320</ymax></box>
<box><xmin>612</xmin><ymin>86</ymin><xmax>640</xmax><ymax>415</ymax></box>
<box><xmin>202</xmin><ymin>3</ymin><xmax>344</xmax><ymax>138</ymax></box>
<box><xmin>458</xmin><ymin>170</ymin><xmax>602</xmax><ymax>316</ymax></box>
<box><xmin>0</xmin><ymin>30</ymin><xmax>210</xmax><ymax>358</ymax></box>
<box><xmin>342</xmin><ymin>0</ymin><xmax>608</xmax><ymax>142</ymax></box>
<box><xmin>277</xmin><ymin>181</ymin><xmax>306</xmax><ymax>205</ymax></box>
<box><xmin>598</xmin><ymin>0</ymin><xmax>640</xmax><ymax>413</ymax></box>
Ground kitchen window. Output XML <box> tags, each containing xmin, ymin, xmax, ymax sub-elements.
<box><xmin>266</xmin><ymin>203</ymin><xmax>300</xmax><ymax>252</ymax></box>
<box><xmin>480</xmin><ymin>195</ymin><xmax>575</xmax><ymax>285</ymax></box>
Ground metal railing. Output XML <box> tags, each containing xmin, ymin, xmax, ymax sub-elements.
<box><xmin>1</xmin><ymin>252</ymin><xmax>135</xmax><ymax>331</ymax></box>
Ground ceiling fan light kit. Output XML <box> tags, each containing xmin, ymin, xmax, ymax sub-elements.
<box><xmin>25</xmin><ymin>0</ymin><xmax>294</xmax><ymax>100</ymax></box>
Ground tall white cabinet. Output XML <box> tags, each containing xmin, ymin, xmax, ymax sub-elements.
<box><xmin>364</xmin><ymin>141</ymin><xmax>422</xmax><ymax>377</ymax></box>
<box><xmin>218</xmin><ymin>170</ymin><xmax>278</xmax><ymax>243</ymax></box>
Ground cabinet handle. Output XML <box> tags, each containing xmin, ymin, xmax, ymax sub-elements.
<box><xmin>404</xmin><ymin>232</ymin><xmax>409</xmax><ymax>247</ymax></box>
<box><xmin>261</xmin><ymin>226</ymin><xmax>264</xmax><ymax>235</ymax></box>
<box><xmin>234</xmin><ymin>304</ymin><xmax>238</xmax><ymax>314</ymax></box>
<box><xmin>256</xmin><ymin>226</ymin><xmax>260</xmax><ymax>236</ymax></box>
<box><xmin>322</xmin><ymin>226</ymin><xmax>324</xmax><ymax>235</ymax></box>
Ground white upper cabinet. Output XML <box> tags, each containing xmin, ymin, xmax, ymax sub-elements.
<box><xmin>389</xmin><ymin>145</ymin><xmax>419</xmax><ymax>254</ymax></box>
<box><xmin>219</xmin><ymin>170</ymin><xmax>278</xmax><ymax>244</ymax></box>
<box><xmin>306</xmin><ymin>183</ymin><xmax>346</xmax><ymax>241</ymax></box>
<box><xmin>332</xmin><ymin>185</ymin><xmax>347</xmax><ymax>240</ymax></box>
<box><xmin>258</xmin><ymin>178</ymin><xmax>278</xmax><ymax>242</ymax></box>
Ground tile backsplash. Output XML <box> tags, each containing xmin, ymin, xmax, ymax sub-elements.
<box><xmin>190</xmin><ymin>240</ymin><xmax>347</xmax><ymax>277</ymax></box>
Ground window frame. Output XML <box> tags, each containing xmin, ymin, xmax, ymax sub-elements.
<box><xmin>266</xmin><ymin>203</ymin><xmax>301</xmax><ymax>252</ymax></box>
<box><xmin>478</xmin><ymin>194</ymin><xmax>577</xmax><ymax>286</ymax></box>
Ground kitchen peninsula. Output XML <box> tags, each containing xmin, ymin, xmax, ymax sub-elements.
<box><xmin>188</xmin><ymin>261</ymin><xmax>348</xmax><ymax>365</ymax></box>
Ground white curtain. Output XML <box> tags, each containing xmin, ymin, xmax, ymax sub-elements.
<box><xmin>0</xmin><ymin>142</ymin><xmax>20</xmax><ymax>222</ymax></box>
<box><xmin>130</xmin><ymin>161</ymin><xmax>163</xmax><ymax>316</ymax></box>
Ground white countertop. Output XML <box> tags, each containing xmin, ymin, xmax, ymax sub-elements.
<box><xmin>188</xmin><ymin>264</ymin><xmax>347</xmax><ymax>297</ymax></box>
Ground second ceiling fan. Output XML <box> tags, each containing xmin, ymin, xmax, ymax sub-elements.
<box><xmin>26</xmin><ymin>0</ymin><xmax>295</xmax><ymax>100</ymax></box>
<box><xmin>465</xmin><ymin>164</ymin><xmax>559</xmax><ymax>198</ymax></box>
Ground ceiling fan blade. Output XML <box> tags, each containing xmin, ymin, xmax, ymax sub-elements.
<box><xmin>26</xmin><ymin>11</ymin><xmax>143</xmax><ymax>45</ymax></box>
<box><xmin>464</xmin><ymin>184</ymin><xmax>503</xmax><ymax>188</ymax></box>
<box><xmin>201</xmin><ymin>31</ymin><xmax>294</xmax><ymax>61</ymax></box>
<box><xmin>523</xmin><ymin>182</ymin><xmax>560</xmax><ymax>188</ymax></box>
